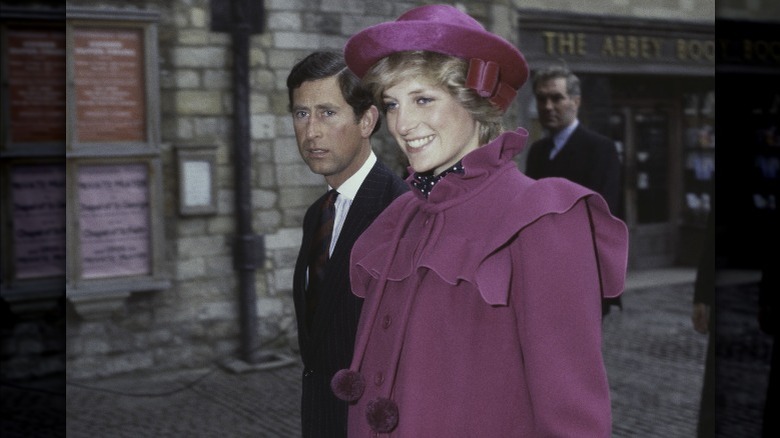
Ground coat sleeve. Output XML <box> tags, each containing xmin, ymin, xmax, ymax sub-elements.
<box><xmin>512</xmin><ymin>198</ymin><xmax>613</xmax><ymax>437</ymax></box>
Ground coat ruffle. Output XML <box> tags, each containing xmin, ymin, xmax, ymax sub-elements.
<box><xmin>351</xmin><ymin>148</ymin><xmax>627</xmax><ymax>306</ymax></box>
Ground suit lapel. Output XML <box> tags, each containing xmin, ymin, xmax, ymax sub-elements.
<box><xmin>305</xmin><ymin>162</ymin><xmax>391</xmax><ymax>350</ymax></box>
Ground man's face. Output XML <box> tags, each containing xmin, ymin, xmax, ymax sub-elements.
<box><xmin>291</xmin><ymin>76</ymin><xmax>373</xmax><ymax>188</ymax></box>
<box><xmin>534</xmin><ymin>77</ymin><xmax>581</xmax><ymax>134</ymax></box>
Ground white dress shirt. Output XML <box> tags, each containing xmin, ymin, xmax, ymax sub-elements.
<box><xmin>327</xmin><ymin>151</ymin><xmax>377</xmax><ymax>256</ymax></box>
<box><xmin>549</xmin><ymin>119</ymin><xmax>579</xmax><ymax>160</ymax></box>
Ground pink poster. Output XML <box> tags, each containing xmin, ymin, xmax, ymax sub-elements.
<box><xmin>77</xmin><ymin>163</ymin><xmax>151</xmax><ymax>279</ymax></box>
<box><xmin>11</xmin><ymin>164</ymin><xmax>66</xmax><ymax>279</ymax></box>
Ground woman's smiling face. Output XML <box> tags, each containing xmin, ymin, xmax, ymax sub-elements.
<box><xmin>382</xmin><ymin>78</ymin><xmax>480</xmax><ymax>175</ymax></box>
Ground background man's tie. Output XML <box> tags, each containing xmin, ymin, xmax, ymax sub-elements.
<box><xmin>306</xmin><ymin>189</ymin><xmax>338</xmax><ymax>328</ymax></box>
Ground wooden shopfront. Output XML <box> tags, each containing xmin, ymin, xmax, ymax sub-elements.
<box><xmin>516</xmin><ymin>10</ymin><xmax>714</xmax><ymax>269</ymax></box>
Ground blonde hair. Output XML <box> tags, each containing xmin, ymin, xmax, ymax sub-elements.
<box><xmin>362</xmin><ymin>51</ymin><xmax>504</xmax><ymax>145</ymax></box>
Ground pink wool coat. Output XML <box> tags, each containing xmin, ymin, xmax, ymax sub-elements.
<box><xmin>341</xmin><ymin>128</ymin><xmax>628</xmax><ymax>437</ymax></box>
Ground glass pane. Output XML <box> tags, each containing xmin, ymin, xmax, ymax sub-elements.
<box><xmin>77</xmin><ymin>163</ymin><xmax>151</xmax><ymax>279</ymax></box>
<box><xmin>10</xmin><ymin>163</ymin><xmax>66</xmax><ymax>279</ymax></box>
<box><xmin>635</xmin><ymin>110</ymin><xmax>670</xmax><ymax>224</ymax></box>
<box><xmin>73</xmin><ymin>27</ymin><xmax>146</xmax><ymax>143</ymax></box>
<box><xmin>6</xmin><ymin>27</ymin><xmax>66</xmax><ymax>144</ymax></box>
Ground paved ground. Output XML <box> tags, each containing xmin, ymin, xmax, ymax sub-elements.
<box><xmin>1</xmin><ymin>268</ymin><xmax>775</xmax><ymax>437</ymax></box>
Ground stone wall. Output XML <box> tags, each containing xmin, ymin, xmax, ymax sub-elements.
<box><xmin>0</xmin><ymin>0</ymin><xmax>726</xmax><ymax>380</ymax></box>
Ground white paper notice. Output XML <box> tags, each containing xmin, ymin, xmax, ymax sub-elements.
<box><xmin>182</xmin><ymin>160</ymin><xmax>212</xmax><ymax>207</ymax></box>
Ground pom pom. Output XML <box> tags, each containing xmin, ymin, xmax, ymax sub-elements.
<box><xmin>366</xmin><ymin>397</ymin><xmax>399</xmax><ymax>433</ymax></box>
<box><xmin>331</xmin><ymin>369</ymin><xmax>365</xmax><ymax>402</ymax></box>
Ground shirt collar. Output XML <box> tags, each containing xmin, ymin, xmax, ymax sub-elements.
<box><xmin>552</xmin><ymin>118</ymin><xmax>579</xmax><ymax>150</ymax></box>
<box><xmin>329</xmin><ymin>151</ymin><xmax>376</xmax><ymax>200</ymax></box>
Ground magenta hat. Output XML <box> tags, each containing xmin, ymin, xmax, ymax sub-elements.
<box><xmin>344</xmin><ymin>4</ymin><xmax>528</xmax><ymax>112</ymax></box>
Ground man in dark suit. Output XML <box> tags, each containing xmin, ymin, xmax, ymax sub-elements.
<box><xmin>525</xmin><ymin>66</ymin><xmax>623</xmax><ymax>314</ymax></box>
<box><xmin>287</xmin><ymin>51</ymin><xmax>407</xmax><ymax>438</ymax></box>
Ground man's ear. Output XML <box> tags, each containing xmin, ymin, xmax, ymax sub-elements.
<box><xmin>360</xmin><ymin>105</ymin><xmax>379</xmax><ymax>137</ymax></box>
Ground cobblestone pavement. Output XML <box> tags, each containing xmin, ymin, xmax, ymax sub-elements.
<box><xmin>2</xmin><ymin>268</ymin><xmax>774</xmax><ymax>437</ymax></box>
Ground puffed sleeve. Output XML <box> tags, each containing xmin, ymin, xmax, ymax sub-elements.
<box><xmin>512</xmin><ymin>197</ymin><xmax>620</xmax><ymax>437</ymax></box>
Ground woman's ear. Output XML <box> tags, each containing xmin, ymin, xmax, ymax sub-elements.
<box><xmin>360</xmin><ymin>105</ymin><xmax>380</xmax><ymax>137</ymax></box>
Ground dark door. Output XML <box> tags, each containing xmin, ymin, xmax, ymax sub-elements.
<box><xmin>611</xmin><ymin>104</ymin><xmax>677</xmax><ymax>268</ymax></box>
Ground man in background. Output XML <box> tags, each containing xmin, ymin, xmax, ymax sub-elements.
<box><xmin>525</xmin><ymin>66</ymin><xmax>623</xmax><ymax>314</ymax></box>
<box><xmin>286</xmin><ymin>51</ymin><xmax>407</xmax><ymax>438</ymax></box>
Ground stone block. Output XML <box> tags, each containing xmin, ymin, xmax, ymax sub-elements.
<box><xmin>251</xmin><ymin>114</ymin><xmax>276</xmax><ymax>139</ymax></box>
<box><xmin>175</xmin><ymin>90</ymin><xmax>223</xmax><ymax>115</ymax></box>
<box><xmin>202</xmin><ymin>69</ymin><xmax>231</xmax><ymax>89</ymax></box>
<box><xmin>82</xmin><ymin>337</ymin><xmax>111</xmax><ymax>355</ymax></box>
<box><xmin>103</xmin><ymin>352</ymin><xmax>154</xmax><ymax>377</ymax></box>
<box><xmin>205</xmin><ymin>254</ymin><xmax>233</xmax><ymax>276</ymax></box>
<box><xmin>207</xmin><ymin>216</ymin><xmax>235</xmax><ymax>234</ymax></box>
<box><xmin>322</xmin><ymin>0</ymin><xmax>365</xmax><ymax>13</ymax></box>
<box><xmin>191</xmin><ymin>7</ymin><xmax>207</xmax><ymax>28</ymax></box>
<box><xmin>256</xmin><ymin>297</ymin><xmax>284</xmax><ymax>318</ymax></box>
<box><xmin>265</xmin><ymin>227</ymin><xmax>302</xmax><ymax>250</ymax></box>
<box><xmin>217</xmin><ymin>189</ymin><xmax>235</xmax><ymax>215</ymax></box>
<box><xmin>251</xmin><ymin>92</ymin><xmax>271</xmax><ymax>113</ymax></box>
<box><xmin>192</xmin><ymin>116</ymin><xmax>229</xmax><ymax>137</ymax></box>
<box><xmin>252</xmin><ymin>188</ymin><xmax>277</xmax><ymax>208</ymax></box>
<box><xmin>267</xmin><ymin>11</ymin><xmax>301</xmax><ymax>31</ymax></box>
<box><xmin>274</xmin><ymin>32</ymin><xmax>321</xmax><ymax>50</ymax></box>
<box><xmin>176</xmin><ymin>218</ymin><xmax>208</xmax><ymax>236</ymax></box>
<box><xmin>171</xmin><ymin>47</ymin><xmax>227</xmax><ymax>68</ymax></box>
<box><xmin>272</xmin><ymin>137</ymin><xmax>301</xmax><ymax>164</ymax></box>
<box><xmin>277</xmin><ymin>163</ymin><xmax>323</xmax><ymax>187</ymax></box>
<box><xmin>196</xmin><ymin>302</ymin><xmax>235</xmax><ymax>322</ymax></box>
<box><xmin>266</xmin><ymin>0</ymin><xmax>306</xmax><ymax>11</ymax></box>
<box><xmin>275</xmin><ymin>267</ymin><xmax>295</xmax><ymax>294</ymax></box>
<box><xmin>255</xmin><ymin>210</ymin><xmax>282</xmax><ymax>231</ymax></box>
<box><xmin>177</xmin><ymin>29</ymin><xmax>209</xmax><ymax>45</ymax></box>
<box><xmin>279</xmin><ymin>186</ymin><xmax>323</xmax><ymax>209</ymax></box>
<box><xmin>178</xmin><ymin>235</ymin><xmax>227</xmax><ymax>258</ymax></box>
<box><xmin>175</xmin><ymin>257</ymin><xmax>206</xmax><ymax>281</ymax></box>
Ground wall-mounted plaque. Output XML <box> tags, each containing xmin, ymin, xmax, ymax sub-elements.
<box><xmin>7</xmin><ymin>27</ymin><xmax>66</xmax><ymax>143</ymax></box>
<box><xmin>176</xmin><ymin>145</ymin><xmax>218</xmax><ymax>215</ymax></box>
<box><xmin>77</xmin><ymin>163</ymin><xmax>151</xmax><ymax>279</ymax></box>
<box><xmin>10</xmin><ymin>164</ymin><xmax>66</xmax><ymax>279</ymax></box>
<box><xmin>73</xmin><ymin>27</ymin><xmax>145</xmax><ymax>143</ymax></box>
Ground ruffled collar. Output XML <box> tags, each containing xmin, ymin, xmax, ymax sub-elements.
<box><xmin>410</xmin><ymin>162</ymin><xmax>465</xmax><ymax>198</ymax></box>
<box><xmin>404</xmin><ymin>127</ymin><xmax>529</xmax><ymax>207</ymax></box>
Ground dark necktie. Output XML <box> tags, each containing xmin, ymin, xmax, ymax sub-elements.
<box><xmin>306</xmin><ymin>189</ymin><xmax>338</xmax><ymax>328</ymax></box>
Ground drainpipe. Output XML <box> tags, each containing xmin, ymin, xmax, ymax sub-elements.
<box><xmin>212</xmin><ymin>0</ymin><xmax>265</xmax><ymax>364</ymax></box>
<box><xmin>232</xmin><ymin>0</ymin><xmax>258</xmax><ymax>365</ymax></box>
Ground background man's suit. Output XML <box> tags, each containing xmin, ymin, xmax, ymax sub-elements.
<box><xmin>526</xmin><ymin>124</ymin><xmax>623</xmax><ymax>315</ymax></box>
<box><xmin>293</xmin><ymin>159</ymin><xmax>407</xmax><ymax>437</ymax></box>
<box><xmin>526</xmin><ymin>124</ymin><xmax>622</xmax><ymax>217</ymax></box>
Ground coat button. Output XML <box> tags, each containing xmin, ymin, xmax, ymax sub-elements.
<box><xmin>382</xmin><ymin>315</ymin><xmax>392</xmax><ymax>329</ymax></box>
<box><xmin>374</xmin><ymin>371</ymin><xmax>384</xmax><ymax>386</ymax></box>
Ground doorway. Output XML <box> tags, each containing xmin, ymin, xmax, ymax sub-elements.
<box><xmin>610</xmin><ymin>102</ymin><xmax>680</xmax><ymax>269</ymax></box>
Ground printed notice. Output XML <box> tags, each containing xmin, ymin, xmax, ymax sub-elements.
<box><xmin>7</xmin><ymin>27</ymin><xmax>66</xmax><ymax>143</ymax></box>
<box><xmin>73</xmin><ymin>27</ymin><xmax>146</xmax><ymax>142</ymax></box>
<box><xmin>78</xmin><ymin>164</ymin><xmax>151</xmax><ymax>279</ymax></box>
<box><xmin>182</xmin><ymin>160</ymin><xmax>212</xmax><ymax>207</ymax></box>
<box><xmin>11</xmin><ymin>164</ymin><xmax>66</xmax><ymax>279</ymax></box>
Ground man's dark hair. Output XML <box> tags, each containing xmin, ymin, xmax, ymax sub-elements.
<box><xmin>532</xmin><ymin>66</ymin><xmax>581</xmax><ymax>97</ymax></box>
<box><xmin>286</xmin><ymin>50</ymin><xmax>381</xmax><ymax>135</ymax></box>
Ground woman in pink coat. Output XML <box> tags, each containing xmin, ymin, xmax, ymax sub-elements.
<box><xmin>330</xmin><ymin>5</ymin><xmax>629</xmax><ymax>437</ymax></box>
